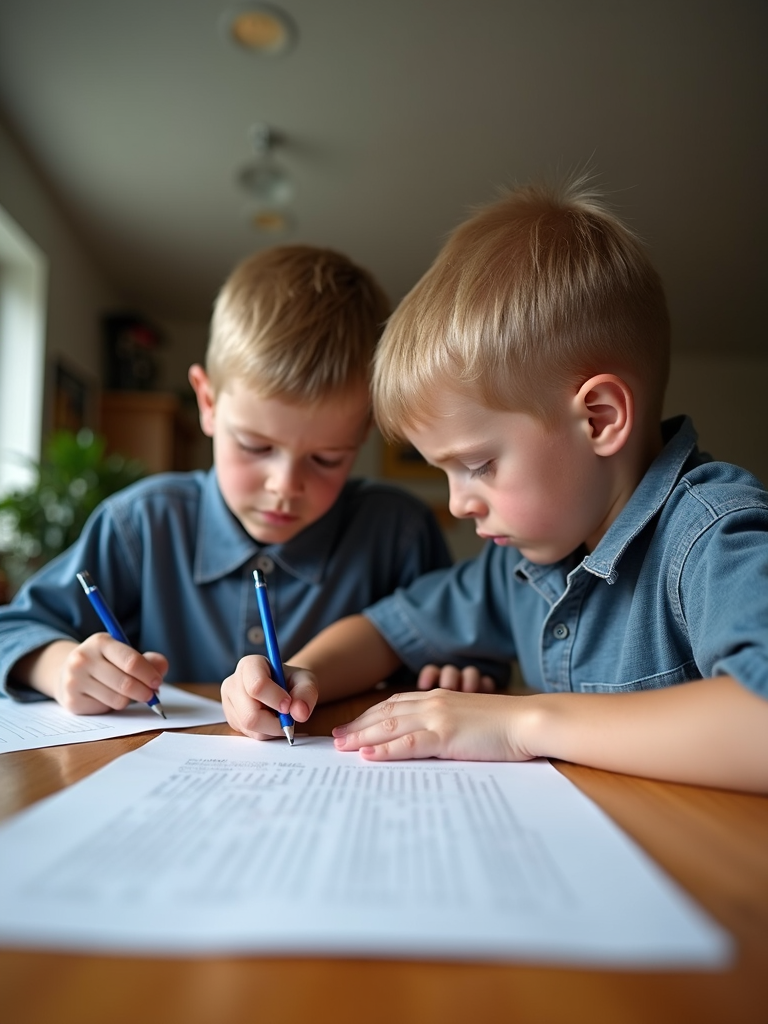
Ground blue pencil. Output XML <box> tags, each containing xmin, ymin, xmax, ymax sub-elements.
<box><xmin>76</xmin><ymin>570</ymin><xmax>166</xmax><ymax>719</ymax></box>
<box><xmin>253</xmin><ymin>569</ymin><xmax>295</xmax><ymax>744</ymax></box>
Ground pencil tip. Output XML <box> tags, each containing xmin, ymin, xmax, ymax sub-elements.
<box><xmin>151</xmin><ymin>703</ymin><xmax>167</xmax><ymax>719</ymax></box>
<box><xmin>284</xmin><ymin>725</ymin><xmax>295</xmax><ymax>744</ymax></box>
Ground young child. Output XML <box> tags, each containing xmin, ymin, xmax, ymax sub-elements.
<box><xmin>221</xmin><ymin>182</ymin><xmax>768</xmax><ymax>793</ymax></box>
<box><xmin>0</xmin><ymin>245</ymin><xmax>453</xmax><ymax>713</ymax></box>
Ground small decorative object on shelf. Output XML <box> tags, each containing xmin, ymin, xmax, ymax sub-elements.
<box><xmin>102</xmin><ymin>313</ymin><xmax>165</xmax><ymax>391</ymax></box>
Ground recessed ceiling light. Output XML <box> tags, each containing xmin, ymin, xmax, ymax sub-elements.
<box><xmin>220</xmin><ymin>4</ymin><xmax>297</xmax><ymax>56</ymax></box>
<box><xmin>251</xmin><ymin>210</ymin><xmax>291</xmax><ymax>233</ymax></box>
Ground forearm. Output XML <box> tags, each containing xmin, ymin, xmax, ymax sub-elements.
<box><xmin>291</xmin><ymin>615</ymin><xmax>403</xmax><ymax>703</ymax></box>
<box><xmin>11</xmin><ymin>641</ymin><xmax>77</xmax><ymax>698</ymax></box>
<box><xmin>522</xmin><ymin>675</ymin><xmax>768</xmax><ymax>792</ymax></box>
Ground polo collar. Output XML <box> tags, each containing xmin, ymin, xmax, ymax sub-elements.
<box><xmin>582</xmin><ymin>415</ymin><xmax>700</xmax><ymax>584</ymax></box>
<box><xmin>194</xmin><ymin>470</ymin><xmax>352</xmax><ymax>585</ymax></box>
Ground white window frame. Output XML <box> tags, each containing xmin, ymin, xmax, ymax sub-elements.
<box><xmin>0</xmin><ymin>205</ymin><xmax>48</xmax><ymax>496</ymax></box>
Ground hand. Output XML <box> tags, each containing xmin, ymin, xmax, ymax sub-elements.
<box><xmin>221</xmin><ymin>655</ymin><xmax>318</xmax><ymax>740</ymax></box>
<box><xmin>416</xmin><ymin>662</ymin><xmax>496</xmax><ymax>693</ymax></box>
<box><xmin>56</xmin><ymin>634</ymin><xmax>168</xmax><ymax>715</ymax></box>
<box><xmin>332</xmin><ymin>688</ymin><xmax>535</xmax><ymax>762</ymax></box>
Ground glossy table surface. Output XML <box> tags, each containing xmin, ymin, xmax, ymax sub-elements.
<box><xmin>1</xmin><ymin>684</ymin><xmax>767</xmax><ymax>1024</ymax></box>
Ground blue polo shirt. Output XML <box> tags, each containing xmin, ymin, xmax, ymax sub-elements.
<box><xmin>0</xmin><ymin>471</ymin><xmax>452</xmax><ymax>697</ymax></box>
<box><xmin>365</xmin><ymin>417</ymin><xmax>768</xmax><ymax>698</ymax></box>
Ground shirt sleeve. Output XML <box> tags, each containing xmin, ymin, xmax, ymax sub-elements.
<box><xmin>678</xmin><ymin>504</ymin><xmax>768</xmax><ymax>698</ymax></box>
<box><xmin>0</xmin><ymin>495</ymin><xmax>140</xmax><ymax>699</ymax></box>
<box><xmin>390</xmin><ymin>502</ymin><xmax>453</xmax><ymax>587</ymax></box>
<box><xmin>364</xmin><ymin>542</ymin><xmax>516</xmax><ymax>685</ymax></box>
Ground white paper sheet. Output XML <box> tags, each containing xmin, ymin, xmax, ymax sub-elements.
<box><xmin>0</xmin><ymin>685</ymin><xmax>225</xmax><ymax>751</ymax></box>
<box><xmin>0</xmin><ymin>732</ymin><xmax>731</xmax><ymax>966</ymax></box>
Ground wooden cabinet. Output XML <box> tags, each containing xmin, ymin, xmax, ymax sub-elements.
<box><xmin>99</xmin><ymin>391</ymin><xmax>197</xmax><ymax>474</ymax></box>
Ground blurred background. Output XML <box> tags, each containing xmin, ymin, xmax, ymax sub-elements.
<box><xmin>0</xmin><ymin>0</ymin><xmax>766</xmax><ymax>564</ymax></box>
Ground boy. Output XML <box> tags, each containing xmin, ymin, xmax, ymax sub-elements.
<box><xmin>221</xmin><ymin>182</ymin><xmax>768</xmax><ymax>793</ymax></box>
<box><xmin>0</xmin><ymin>245</ymin><xmax>452</xmax><ymax>713</ymax></box>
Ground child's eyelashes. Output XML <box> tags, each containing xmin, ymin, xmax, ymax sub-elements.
<box><xmin>236</xmin><ymin>441</ymin><xmax>344</xmax><ymax>469</ymax></box>
<box><xmin>238</xmin><ymin>442</ymin><xmax>270</xmax><ymax>455</ymax></box>
<box><xmin>469</xmin><ymin>461</ymin><xmax>495</xmax><ymax>479</ymax></box>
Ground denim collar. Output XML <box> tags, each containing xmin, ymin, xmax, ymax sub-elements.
<box><xmin>515</xmin><ymin>416</ymin><xmax>700</xmax><ymax>589</ymax></box>
<box><xmin>194</xmin><ymin>469</ymin><xmax>349</xmax><ymax>586</ymax></box>
<box><xmin>582</xmin><ymin>415</ymin><xmax>699</xmax><ymax>584</ymax></box>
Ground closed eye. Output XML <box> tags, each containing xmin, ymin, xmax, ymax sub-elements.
<box><xmin>469</xmin><ymin>461</ymin><xmax>494</xmax><ymax>479</ymax></box>
<box><xmin>313</xmin><ymin>455</ymin><xmax>345</xmax><ymax>468</ymax></box>
<box><xmin>238</xmin><ymin>442</ymin><xmax>270</xmax><ymax>455</ymax></box>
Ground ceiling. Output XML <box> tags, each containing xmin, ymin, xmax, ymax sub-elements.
<box><xmin>0</xmin><ymin>0</ymin><xmax>766</xmax><ymax>355</ymax></box>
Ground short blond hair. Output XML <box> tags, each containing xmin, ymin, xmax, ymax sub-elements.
<box><xmin>207</xmin><ymin>245</ymin><xmax>390</xmax><ymax>401</ymax></box>
<box><xmin>374</xmin><ymin>179</ymin><xmax>670</xmax><ymax>436</ymax></box>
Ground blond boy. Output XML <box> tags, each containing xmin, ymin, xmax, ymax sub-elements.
<box><xmin>222</xmin><ymin>185</ymin><xmax>768</xmax><ymax>792</ymax></box>
<box><xmin>0</xmin><ymin>246</ymin><xmax>452</xmax><ymax>711</ymax></box>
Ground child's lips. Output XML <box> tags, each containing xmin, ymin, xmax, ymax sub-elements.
<box><xmin>478</xmin><ymin>531</ymin><xmax>512</xmax><ymax>545</ymax></box>
<box><xmin>259</xmin><ymin>510</ymin><xmax>299</xmax><ymax>525</ymax></box>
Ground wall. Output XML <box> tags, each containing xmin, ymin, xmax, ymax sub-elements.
<box><xmin>0</xmin><ymin>119</ymin><xmax>119</xmax><ymax>433</ymax></box>
<box><xmin>664</xmin><ymin>354</ymin><xmax>768</xmax><ymax>487</ymax></box>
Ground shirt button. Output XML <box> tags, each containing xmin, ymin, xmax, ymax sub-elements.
<box><xmin>553</xmin><ymin>623</ymin><xmax>569</xmax><ymax>640</ymax></box>
<box><xmin>247</xmin><ymin>626</ymin><xmax>265</xmax><ymax>645</ymax></box>
<box><xmin>255</xmin><ymin>554</ymin><xmax>275</xmax><ymax>574</ymax></box>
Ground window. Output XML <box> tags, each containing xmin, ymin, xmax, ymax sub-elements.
<box><xmin>0</xmin><ymin>205</ymin><xmax>48</xmax><ymax>496</ymax></box>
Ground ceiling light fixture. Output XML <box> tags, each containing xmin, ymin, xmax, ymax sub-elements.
<box><xmin>220</xmin><ymin>4</ymin><xmax>297</xmax><ymax>56</ymax></box>
<box><xmin>238</xmin><ymin>123</ymin><xmax>293</xmax><ymax>205</ymax></box>
<box><xmin>238</xmin><ymin>123</ymin><xmax>294</xmax><ymax>233</ymax></box>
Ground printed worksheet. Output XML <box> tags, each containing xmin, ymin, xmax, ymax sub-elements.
<box><xmin>0</xmin><ymin>686</ymin><xmax>226</xmax><ymax>751</ymax></box>
<box><xmin>0</xmin><ymin>732</ymin><xmax>731</xmax><ymax>966</ymax></box>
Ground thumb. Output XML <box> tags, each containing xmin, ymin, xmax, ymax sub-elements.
<box><xmin>143</xmin><ymin>651</ymin><xmax>169</xmax><ymax>681</ymax></box>
<box><xmin>285</xmin><ymin>666</ymin><xmax>318</xmax><ymax>722</ymax></box>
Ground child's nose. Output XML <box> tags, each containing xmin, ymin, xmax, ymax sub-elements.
<box><xmin>266</xmin><ymin>459</ymin><xmax>304</xmax><ymax>497</ymax></box>
<box><xmin>449</xmin><ymin>484</ymin><xmax>487</xmax><ymax>520</ymax></box>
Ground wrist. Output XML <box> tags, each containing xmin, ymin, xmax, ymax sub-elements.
<box><xmin>510</xmin><ymin>693</ymin><xmax>554</xmax><ymax>760</ymax></box>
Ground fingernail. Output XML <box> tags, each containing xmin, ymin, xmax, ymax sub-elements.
<box><xmin>332</xmin><ymin>725</ymin><xmax>347</xmax><ymax>737</ymax></box>
<box><xmin>279</xmin><ymin>698</ymin><xmax>291</xmax><ymax>714</ymax></box>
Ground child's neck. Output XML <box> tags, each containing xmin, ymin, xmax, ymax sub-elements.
<box><xmin>585</xmin><ymin>422</ymin><xmax>665</xmax><ymax>553</ymax></box>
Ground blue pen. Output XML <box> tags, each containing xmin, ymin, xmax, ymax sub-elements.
<box><xmin>76</xmin><ymin>570</ymin><xmax>166</xmax><ymax>719</ymax></box>
<box><xmin>253</xmin><ymin>569</ymin><xmax>295</xmax><ymax>744</ymax></box>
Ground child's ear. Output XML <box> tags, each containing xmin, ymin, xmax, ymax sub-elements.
<box><xmin>188</xmin><ymin>364</ymin><xmax>216</xmax><ymax>438</ymax></box>
<box><xmin>574</xmin><ymin>374</ymin><xmax>633</xmax><ymax>457</ymax></box>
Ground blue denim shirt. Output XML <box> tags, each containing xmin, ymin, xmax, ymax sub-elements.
<box><xmin>0</xmin><ymin>471</ymin><xmax>451</xmax><ymax>697</ymax></box>
<box><xmin>365</xmin><ymin>417</ymin><xmax>768</xmax><ymax>698</ymax></box>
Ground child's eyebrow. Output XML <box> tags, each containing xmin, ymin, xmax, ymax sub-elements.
<box><xmin>428</xmin><ymin>444</ymin><xmax>486</xmax><ymax>465</ymax></box>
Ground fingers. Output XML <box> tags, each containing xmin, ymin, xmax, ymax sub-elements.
<box><xmin>452</xmin><ymin>666</ymin><xmax>496</xmax><ymax>693</ymax></box>
<box><xmin>417</xmin><ymin>663</ymin><xmax>497</xmax><ymax>693</ymax></box>
<box><xmin>57</xmin><ymin>635</ymin><xmax>164</xmax><ymax>715</ymax></box>
<box><xmin>283</xmin><ymin>666</ymin><xmax>318</xmax><ymax>722</ymax></box>
<box><xmin>221</xmin><ymin>656</ymin><xmax>319</xmax><ymax>740</ymax></box>
<box><xmin>417</xmin><ymin>664</ymin><xmax>441</xmax><ymax>690</ymax></box>
<box><xmin>143</xmin><ymin>650</ymin><xmax>170</xmax><ymax>678</ymax></box>
<box><xmin>333</xmin><ymin>693</ymin><xmax>440</xmax><ymax>761</ymax></box>
<box><xmin>332</xmin><ymin>689</ymin><xmax>517</xmax><ymax>763</ymax></box>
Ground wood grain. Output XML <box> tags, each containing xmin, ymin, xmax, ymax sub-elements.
<box><xmin>2</xmin><ymin>685</ymin><xmax>767</xmax><ymax>1024</ymax></box>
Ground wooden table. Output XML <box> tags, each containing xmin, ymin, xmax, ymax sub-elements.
<box><xmin>1</xmin><ymin>684</ymin><xmax>767</xmax><ymax>1024</ymax></box>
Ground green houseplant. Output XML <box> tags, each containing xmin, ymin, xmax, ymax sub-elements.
<box><xmin>0</xmin><ymin>429</ymin><xmax>146</xmax><ymax>600</ymax></box>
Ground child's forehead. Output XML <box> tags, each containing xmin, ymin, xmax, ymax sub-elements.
<box><xmin>403</xmin><ymin>393</ymin><xmax>558</xmax><ymax>453</ymax></box>
<box><xmin>220</xmin><ymin>379</ymin><xmax>371</xmax><ymax>439</ymax></box>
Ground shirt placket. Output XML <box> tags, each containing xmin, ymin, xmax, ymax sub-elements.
<box><xmin>242</xmin><ymin>553</ymin><xmax>278</xmax><ymax>655</ymax></box>
<box><xmin>538</xmin><ymin>570</ymin><xmax>588</xmax><ymax>692</ymax></box>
